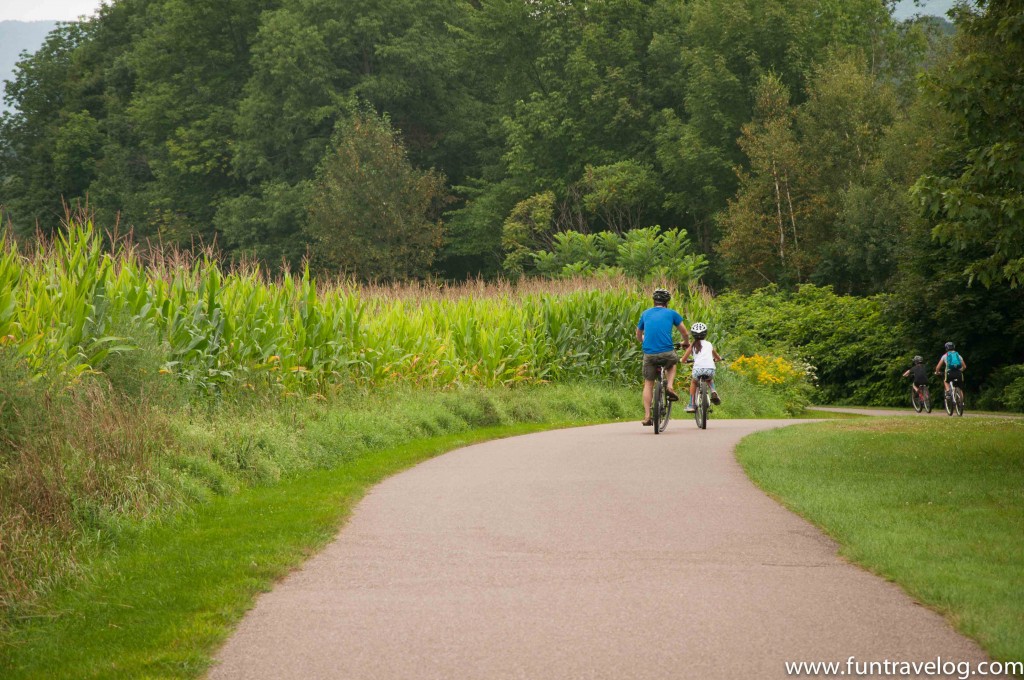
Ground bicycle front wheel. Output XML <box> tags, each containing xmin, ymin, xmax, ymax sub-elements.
<box><xmin>653</xmin><ymin>380</ymin><xmax>664</xmax><ymax>434</ymax></box>
<box><xmin>912</xmin><ymin>388</ymin><xmax>923</xmax><ymax>413</ymax></box>
<box><xmin>944</xmin><ymin>390</ymin><xmax>954</xmax><ymax>416</ymax></box>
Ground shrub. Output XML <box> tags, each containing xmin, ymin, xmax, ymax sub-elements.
<box><xmin>719</xmin><ymin>284</ymin><xmax>907</xmax><ymax>406</ymax></box>
<box><xmin>530</xmin><ymin>226</ymin><xmax>709</xmax><ymax>291</ymax></box>
<box><xmin>729</xmin><ymin>354</ymin><xmax>814</xmax><ymax>414</ymax></box>
<box><xmin>977</xmin><ymin>364</ymin><xmax>1024</xmax><ymax>412</ymax></box>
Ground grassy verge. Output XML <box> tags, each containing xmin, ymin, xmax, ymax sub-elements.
<box><xmin>797</xmin><ymin>408</ymin><xmax>866</xmax><ymax>419</ymax></box>
<box><xmin>1</xmin><ymin>422</ymin><xmax>581</xmax><ymax>679</ymax></box>
<box><xmin>736</xmin><ymin>417</ymin><xmax>1024</xmax><ymax>660</ymax></box>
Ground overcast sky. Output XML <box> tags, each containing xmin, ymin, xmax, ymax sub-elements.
<box><xmin>893</xmin><ymin>0</ymin><xmax>957</xmax><ymax>20</ymax></box>
<box><xmin>1</xmin><ymin>0</ymin><xmax>105</xmax><ymax>22</ymax></box>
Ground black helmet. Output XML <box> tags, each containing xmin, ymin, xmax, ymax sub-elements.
<box><xmin>944</xmin><ymin>342</ymin><xmax>955</xmax><ymax>351</ymax></box>
<box><xmin>652</xmin><ymin>288</ymin><xmax>671</xmax><ymax>304</ymax></box>
<box><xmin>690</xmin><ymin>322</ymin><xmax>708</xmax><ymax>339</ymax></box>
<box><xmin>913</xmin><ymin>355</ymin><xmax>923</xmax><ymax>364</ymax></box>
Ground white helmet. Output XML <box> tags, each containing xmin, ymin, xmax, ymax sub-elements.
<box><xmin>690</xmin><ymin>322</ymin><xmax>707</xmax><ymax>339</ymax></box>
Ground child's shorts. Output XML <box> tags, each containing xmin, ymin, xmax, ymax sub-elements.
<box><xmin>692</xmin><ymin>367</ymin><xmax>716</xmax><ymax>380</ymax></box>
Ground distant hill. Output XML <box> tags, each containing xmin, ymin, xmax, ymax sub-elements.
<box><xmin>1</xmin><ymin>20</ymin><xmax>59</xmax><ymax>113</ymax></box>
<box><xmin>918</xmin><ymin>14</ymin><xmax>956</xmax><ymax>35</ymax></box>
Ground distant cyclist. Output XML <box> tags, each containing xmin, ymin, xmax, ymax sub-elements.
<box><xmin>636</xmin><ymin>288</ymin><xmax>690</xmax><ymax>426</ymax></box>
<box><xmin>902</xmin><ymin>355</ymin><xmax>929</xmax><ymax>400</ymax></box>
<box><xmin>679</xmin><ymin>322</ymin><xmax>722</xmax><ymax>412</ymax></box>
<box><xmin>934</xmin><ymin>342</ymin><xmax>966</xmax><ymax>396</ymax></box>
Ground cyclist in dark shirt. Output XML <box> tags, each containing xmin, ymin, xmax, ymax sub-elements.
<box><xmin>902</xmin><ymin>355</ymin><xmax>929</xmax><ymax>400</ymax></box>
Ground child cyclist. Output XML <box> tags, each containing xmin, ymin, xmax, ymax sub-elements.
<box><xmin>679</xmin><ymin>322</ymin><xmax>722</xmax><ymax>412</ymax></box>
<box><xmin>934</xmin><ymin>342</ymin><xmax>967</xmax><ymax>396</ymax></box>
<box><xmin>902</xmin><ymin>355</ymin><xmax>930</xmax><ymax>400</ymax></box>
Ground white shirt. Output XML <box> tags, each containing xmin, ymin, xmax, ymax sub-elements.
<box><xmin>692</xmin><ymin>341</ymin><xmax>716</xmax><ymax>370</ymax></box>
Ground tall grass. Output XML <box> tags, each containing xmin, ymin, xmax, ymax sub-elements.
<box><xmin>0</xmin><ymin>222</ymin><xmax>721</xmax><ymax>394</ymax></box>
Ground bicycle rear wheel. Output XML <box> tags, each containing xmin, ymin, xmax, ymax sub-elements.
<box><xmin>923</xmin><ymin>387</ymin><xmax>932</xmax><ymax>413</ymax></box>
<box><xmin>954</xmin><ymin>387</ymin><xmax>965</xmax><ymax>416</ymax></box>
<box><xmin>702</xmin><ymin>381</ymin><xmax>711</xmax><ymax>428</ymax></box>
<box><xmin>695</xmin><ymin>380</ymin><xmax>708</xmax><ymax>429</ymax></box>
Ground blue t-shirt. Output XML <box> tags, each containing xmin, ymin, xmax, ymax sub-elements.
<box><xmin>637</xmin><ymin>306</ymin><xmax>684</xmax><ymax>354</ymax></box>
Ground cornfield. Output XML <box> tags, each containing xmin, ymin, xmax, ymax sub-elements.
<box><xmin>0</xmin><ymin>223</ymin><xmax>721</xmax><ymax>394</ymax></box>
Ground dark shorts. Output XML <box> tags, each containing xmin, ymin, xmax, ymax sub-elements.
<box><xmin>643</xmin><ymin>351</ymin><xmax>679</xmax><ymax>381</ymax></box>
<box><xmin>946</xmin><ymin>368</ymin><xmax>963</xmax><ymax>385</ymax></box>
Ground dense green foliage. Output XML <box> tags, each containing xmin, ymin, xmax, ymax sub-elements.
<box><xmin>526</xmin><ymin>226</ymin><xmax>708</xmax><ymax>290</ymax></box>
<box><xmin>717</xmin><ymin>56</ymin><xmax>904</xmax><ymax>292</ymax></box>
<box><xmin>912</xmin><ymin>0</ymin><xmax>1024</xmax><ymax>289</ymax></box>
<box><xmin>0</xmin><ymin>0</ymin><xmax>941</xmax><ymax>279</ymax></box>
<box><xmin>738</xmin><ymin>417</ymin><xmax>1024</xmax><ymax>661</ymax></box>
<box><xmin>0</xmin><ymin>1</ymin><xmax>1020</xmax><ymax>401</ymax></box>
<box><xmin>306</xmin><ymin>109</ymin><xmax>446</xmax><ymax>279</ymax></box>
<box><xmin>720</xmin><ymin>285</ymin><xmax>907</xmax><ymax>405</ymax></box>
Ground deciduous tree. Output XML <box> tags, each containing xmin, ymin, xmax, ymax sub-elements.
<box><xmin>912</xmin><ymin>0</ymin><xmax>1024</xmax><ymax>288</ymax></box>
<box><xmin>306</xmin><ymin>110</ymin><xmax>446</xmax><ymax>280</ymax></box>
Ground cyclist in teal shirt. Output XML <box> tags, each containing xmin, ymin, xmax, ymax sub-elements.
<box><xmin>934</xmin><ymin>341</ymin><xmax>967</xmax><ymax>397</ymax></box>
<box><xmin>636</xmin><ymin>289</ymin><xmax>690</xmax><ymax>426</ymax></box>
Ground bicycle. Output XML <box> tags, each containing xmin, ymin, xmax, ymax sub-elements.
<box><xmin>942</xmin><ymin>374</ymin><xmax>965</xmax><ymax>417</ymax></box>
<box><xmin>650</xmin><ymin>342</ymin><xmax>686</xmax><ymax>434</ymax></box>
<box><xmin>910</xmin><ymin>384</ymin><xmax>932</xmax><ymax>413</ymax></box>
<box><xmin>682</xmin><ymin>353</ymin><xmax>718</xmax><ymax>430</ymax></box>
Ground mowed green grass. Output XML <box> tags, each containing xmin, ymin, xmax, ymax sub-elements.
<box><xmin>798</xmin><ymin>408</ymin><xmax>866</xmax><ymax>419</ymax></box>
<box><xmin>737</xmin><ymin>417</ymin><xmax>1024</xmax><ymax>660</ymax></box>
<box><xmin>0</xmin><ymin>422</ymin><xmax>589</xmax><ymax>679</ymax></box>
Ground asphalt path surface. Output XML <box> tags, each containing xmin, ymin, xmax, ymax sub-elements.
<box><xmin>813</xmin><ymin>405</ymin><xmax>1020</xmax><ymax>419</ymax></box>
<box><xmin>210</xmin><ymin>416</ymin><xmax>999</xmax><ymax>679</ymax></box>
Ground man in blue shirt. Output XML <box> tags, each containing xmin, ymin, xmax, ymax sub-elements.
<box><xmin>636</xmin><ymin>288</ymin><xmax>690</xmax><ymax>426</ymax></box>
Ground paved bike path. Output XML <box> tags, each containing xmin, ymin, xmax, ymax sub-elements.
<box><xmin>813</xmin><ymin>405</ymin><xmax>1021</xmax><ymax>418</ymax></box>
<box><xmin>210</xmin><ymin>419</ymin><xmax>994</xmax><ymax>679</ymax></box>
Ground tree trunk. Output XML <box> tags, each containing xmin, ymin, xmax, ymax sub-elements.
<box><xmin>771</xmin><ymin>160</ymin><xmax>785</xmax><ymax>265</ymax></box>
<box><xmin>783</xmin><ymin>171</ymin><xmax>800</xmax><ymax>281</ymax></box>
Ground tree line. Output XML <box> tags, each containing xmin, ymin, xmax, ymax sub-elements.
<box><xmin>0</xmin><ymin>0</ymin><xmax>1021</xmax><ymax>396</ymax></box>
<box><xmin>0</xmin><ymin>0</ymin><xmax>946</xmax><ymax>279</ymax></box>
